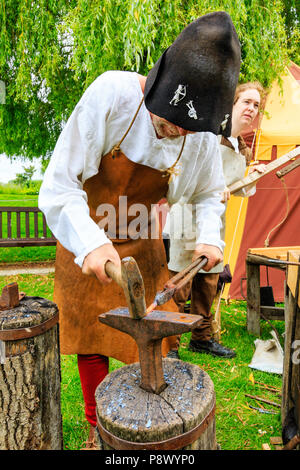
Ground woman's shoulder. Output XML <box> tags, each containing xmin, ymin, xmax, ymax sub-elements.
<box><xmin>220</xmin><ymin>135</ymin><xmax>253</xmax><ymax>166</ymax></box>
<box><xmin>237</xmin><ymin>136</ymin><xmax>253</xmax><ymax>166</ymax></box>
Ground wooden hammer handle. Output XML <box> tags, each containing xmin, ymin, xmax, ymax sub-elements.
<box><xmin>105</xmin><ymin>258</ymin><xmax>147</xmax><ymax>319</ymax></box>
<box><xmin>105</xmin><ymin>260</ymin><xmax>123</xmax><ymax>287</ymax></box>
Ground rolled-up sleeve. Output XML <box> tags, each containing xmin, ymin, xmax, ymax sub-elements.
<box><xmin>38</xmin><ymin>75</ymin><xmax>116</xmax><ymax>267</ymax></box>
<box><xmin>191</xmin><ymin>140</ymin><xmax>225</xmax><ymax>252</ymax></box>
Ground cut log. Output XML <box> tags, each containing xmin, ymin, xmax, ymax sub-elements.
<box><xmin>0</xmin><ymin>296</ymin><xmax>62</xmax><ymax>450</ymax></box>
<box><xmin>96</xmin><ymin>359</ymin><xmax>216</xmax><ymax>450</ymax></box>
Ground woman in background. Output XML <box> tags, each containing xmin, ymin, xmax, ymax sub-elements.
<box><xmin>166</xmin><ymin>81</ymin><xmax>267</xmax><ymax>358</ymax></box>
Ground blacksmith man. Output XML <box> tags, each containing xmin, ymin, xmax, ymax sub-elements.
<box><xmin>39</xmin><ymin>11</ymin><xmax>241</xmax><ymax>448</ymax></box>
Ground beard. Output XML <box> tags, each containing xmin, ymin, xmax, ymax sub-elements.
<box><xmin>151</xmin><ymin>115</ymin><xmax>181</xmax><ymax>139</ymax></box>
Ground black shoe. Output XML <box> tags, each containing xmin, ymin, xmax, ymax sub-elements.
<box><xmin>166</xmin><ymin>349</ymin><xmax>179</xmax><ymax>359</ymax></box>
<box><xmin>189</xmin><ymin>339</ymin><xmax>236</xmax><ymax>358</ymax></box>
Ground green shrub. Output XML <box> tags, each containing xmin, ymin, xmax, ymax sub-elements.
<box><xmin>0</xmin><ymin>181</ymin><xmax>42</xmax><ymax>195</ymax></box>
<box><xmin>0</xmin><ymin>182</ymin><xmax>23</xmax><ymax>194</ymax></box>
<box><xmin>23</xmin><ymin>180</ymin><xmax>42</xmax><ymax>195</ymax></box>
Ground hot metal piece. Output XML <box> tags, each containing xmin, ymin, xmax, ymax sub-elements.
<box><xmin>99</xmin><ymin>307</ymin><xmax>203</xmax><ymax>394</ymax></box>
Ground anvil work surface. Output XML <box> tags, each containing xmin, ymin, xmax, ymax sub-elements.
<box><xmin>95</xmin><ymin>359</ymin><xmax>216</xmax><ymax>450</ymax></box>
<box><xmin>99</xmin><ymin>307</ymin><xmax>204</xmax><ymax>393</ymax></box>
<box><xmin>99</xmin><ymin>307</ymin><xmax>203</xmax><ymax>336</ymax></box>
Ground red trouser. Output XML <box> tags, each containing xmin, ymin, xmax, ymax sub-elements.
<box><xmin>77</xmin><ymin>354</ymin><xmax>109</xmax><ymax>427</ymax></box>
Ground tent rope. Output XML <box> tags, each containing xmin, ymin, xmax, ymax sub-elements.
<box><xmin>227</xmin><ymin>198</ymin><xmax>246</xmax><ymax>263</ymax></box>
<box><xmin>264</xmin><ymin>176</ymin><xmax>290</xmax><ymax>247</ymax></box>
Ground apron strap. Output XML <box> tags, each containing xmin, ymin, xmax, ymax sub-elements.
<box><xmin>161</xmin><ymin>135</ymin><xmax>186</xmax><ymax>183</ymax></box>
<box><xmin>111</xmin><ymin>96</ymin><xmax>187</xmax><ymax>185</ymax></box>
<box><xmin>111</xmin><ymin>97</ymin><xmax>145</xmax><ymax>157</ymax></box>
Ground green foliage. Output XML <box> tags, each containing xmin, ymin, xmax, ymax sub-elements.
<box><xmin>0</xmin><ymin>0</ymin><xmax>298</xmax><ymax>160</ymax></box>
<box><xmin>0</xmin><ymin>179</ymin><xmax>42</xmax><ymax>194</ymax></box>
<box><xmin>13</xmin><ymin>164</ymin><xmax>35</xmax><ymax>187</ymax></box>
<box><xmin>23</xmin><ymin>179</ymin><xmax>42</xmax><ymax>194</ymax></box>
<box><xmin>282</xmin><ymin>0</ymin><xmax>300</xmax><ymax>63</ymax></box>
<box><xmin>0</xmin><ymin>182</ymin><xmax>23</xmax><ymax>194</ymax></box>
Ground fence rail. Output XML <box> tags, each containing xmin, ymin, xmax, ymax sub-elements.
<box><xmin>0</xmin><ymin>206</ymin><xmax>56</xmax><ymax>247</ymax></box>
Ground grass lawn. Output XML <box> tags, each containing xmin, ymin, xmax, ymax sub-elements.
<box><xmin>0</xmin><ymin>192</ymin><xmax>284</xmax><ymax>450</ymax></box>
<box><xmin>0</xmin><ymin>272</ymin><xmax>284</xmax><ymax>451</ymax></box>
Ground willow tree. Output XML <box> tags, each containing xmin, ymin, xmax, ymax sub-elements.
<box><xmin>0</xmin><ymin>0</ymin><xmax>296</xmax><ymax>160</ymax></box>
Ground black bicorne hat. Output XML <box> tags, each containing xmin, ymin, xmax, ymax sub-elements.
<box><xmin>144</xmin><ymin>11</ymin><xmax>241</xmax><ymax>137</ymax></box>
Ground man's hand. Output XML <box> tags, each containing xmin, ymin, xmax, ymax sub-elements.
<box><xmin>192</xmin><ymin>243</ymin><xmax>223</xmax><ymax>272</ymax></box>
<box><xmin>82</xmin><ymin>243</ymin><xmax>121</xmax><ymax>284</ymax></box>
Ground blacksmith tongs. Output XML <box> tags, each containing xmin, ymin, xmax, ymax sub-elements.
<box><xmin>146</xmin><ymin>256</ymin><xmax>208</xmax><ymax>313</ymax></box>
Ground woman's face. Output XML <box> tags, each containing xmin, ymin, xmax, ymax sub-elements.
<box><xmin>232</xmin><ymin>88</ymin><xmax>261</xmax><ymax>130</ymax></box>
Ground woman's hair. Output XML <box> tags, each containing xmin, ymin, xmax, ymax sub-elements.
<box><xmin>234</xmin><ymin>81</ymin><xmax>265</xmax><ymax>105</ymax></box>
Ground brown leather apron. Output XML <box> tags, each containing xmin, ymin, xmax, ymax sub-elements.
<box><xmin>54</xmin><ymin>104</ymin><xmax>179</xmax><ymax>363</ymax></box>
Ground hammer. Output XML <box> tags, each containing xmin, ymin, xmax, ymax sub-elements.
<box><xmin>100</xmin><ymin>256</ymin><xmax>203</xmax><ymax>394</ymax></box>
<box><xmin>105</xmin><ymin>257</ymin><xmax>147</xmax><ymax>319</ymax></box>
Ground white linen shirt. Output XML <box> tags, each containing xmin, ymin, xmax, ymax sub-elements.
<box><xmin>38</xmin><ymin>71</ymin><xmax>225</xmax><ymax>267</ymax></box>
<box><xmin>166</xmin><ymin>136</ymin><xmax>255</xmax><ymax>274</ymax></box>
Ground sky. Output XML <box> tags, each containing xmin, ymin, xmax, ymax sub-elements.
<box><xmin>0</xmin><ymin>154</ymin><xmax>43</xmax><ymax>183</ymax></box>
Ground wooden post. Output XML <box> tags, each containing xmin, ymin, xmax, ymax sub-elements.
<box><xmin>0</xmin><ymin>295</ymin><xmax>62</xmax><ymax>450</ymax></box>
<box><xmin>246</xmin><ymin>259</ymin><xmax>261</xmax><ymax>336</ymax></box>
<box><xmin>282</xmin><ymin>251</ymin><xmax>300</xmax><ymax>433</ymax></box>
<box><xmin>211</xmin><ymin>290</ymin><xmax>223</xmax><ymax>342</ymax></box>
<box><xmin>96</xmin><ymin>359</ymin><xmax>216</xmax><ymax>450</ymax></box>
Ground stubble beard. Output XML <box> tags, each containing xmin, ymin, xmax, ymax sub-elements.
<box><xmin>151</xmin><ymin>115</ymin><xmax>180</xmax><ymax>139</ymax></box>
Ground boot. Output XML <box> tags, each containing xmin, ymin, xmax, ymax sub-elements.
<box><xmin>189</xmin><ymin>338</ymin><xmax>236</xmax><ymax>358</ymax></box>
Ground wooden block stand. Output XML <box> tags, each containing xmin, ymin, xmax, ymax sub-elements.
<box><xmin>245</xmin><ymin>247</ymin><xmax>297</xmax><ymax>336</ymax></box>
<box><xmin>96</xmin><ymin>359</ymin><xmax>216</xmax><ymax>450</ymax></box>
<box><xmin>0</xmin><ymin>296</ymin><xmax>62</xmax><ymax>450</ymax></box>
<box><xmin>281</xmin><ymin>250</ymin><xmax>300</xmax><ymax>448</ymax></box>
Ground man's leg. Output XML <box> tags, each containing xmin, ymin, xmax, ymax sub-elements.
<box><xmin>189</xmin><ymin>273</ymin><xmax>236</xmax><ymax>358</ymax></box>
<box><xmin>167</xmin><ymin>270</ymin><xmax>192</xmax><ymax>357</ymax></box>
<box><xmin>77</xmin><ymin>354</ymin><xmax>109</xmax><ymax>448</ymax></box>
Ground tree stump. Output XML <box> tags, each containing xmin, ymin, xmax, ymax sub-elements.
<box><xmin>96</xmin><ymin>359</ymin><xmax>216</xmax><ymax>450</ymax></box>
<box><xmin>0</xmin><ymin>296</ymin><xmax>62</xmax><ymax>450</ymax></box>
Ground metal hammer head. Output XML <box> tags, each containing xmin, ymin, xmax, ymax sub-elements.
<box><xmin>121</xmin><ymin>257</ymin><xmax>147</xmax><ymax>319</ymax></box>
<box><xmin>105</xmin><ymin>257</ymin><xmax>147</xmax><ymax>319</ymax></box>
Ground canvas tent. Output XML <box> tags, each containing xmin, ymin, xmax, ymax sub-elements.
<box><xmin>223</xmin><ymin>62</ymin><xmax>300</xmax><ymax>302</ymax></box>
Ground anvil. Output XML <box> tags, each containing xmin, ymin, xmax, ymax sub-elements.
<box><xmin>99</xmin><ymin>257</ymin><xmax>203</xmax><ymax>394</ymax></box>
